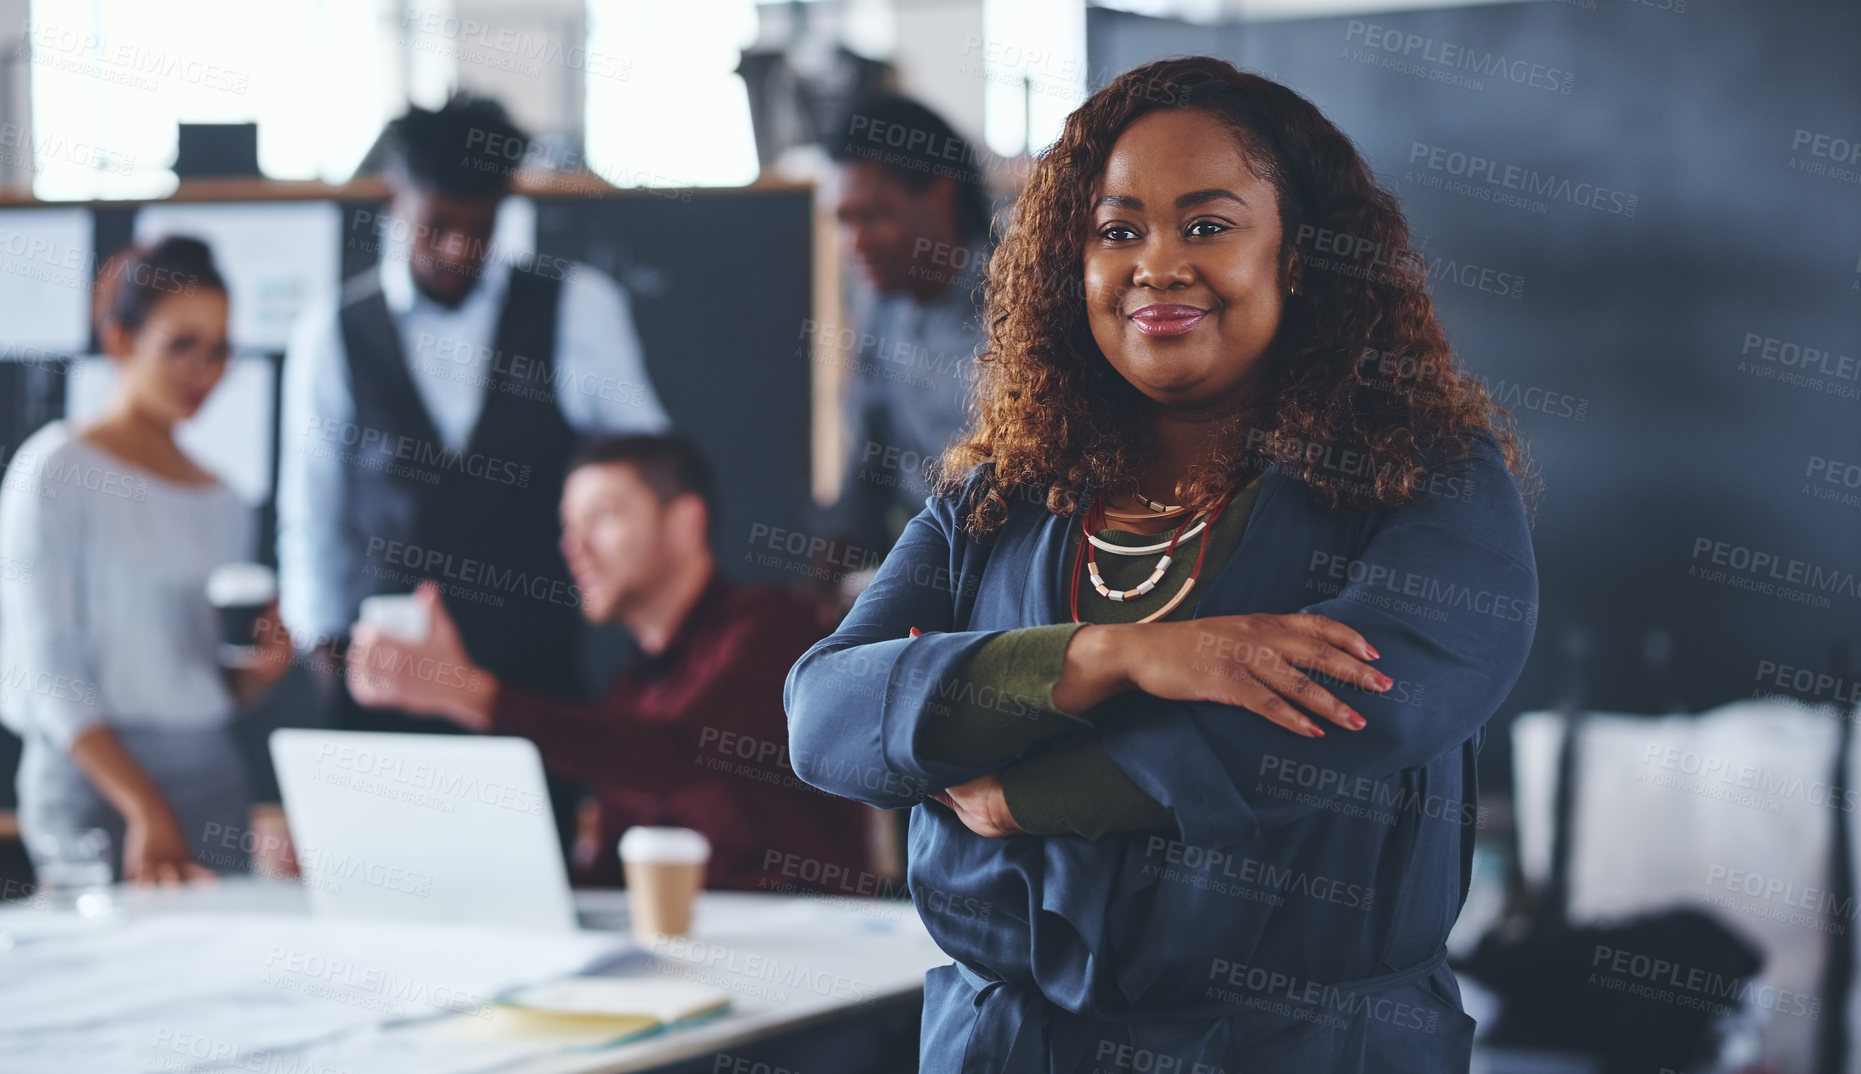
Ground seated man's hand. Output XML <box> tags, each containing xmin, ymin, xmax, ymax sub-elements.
<box><xmin>345</xmin><ymin>582</ymin><xmax>497</xmax><ymax>730</ymax></box>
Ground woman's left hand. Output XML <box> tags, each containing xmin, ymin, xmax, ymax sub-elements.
<box><xmin>247</xmin><ymin>601</ymin><xmax>296</xmax><ymax>689</ymax></box>
<box><xmin>227</xmin><ymin>602</ymin><xmax>296</xmax><ymax>705</ymax></box>
<box><xmin>932</xmin><ymin>773</ymin><xmax>1024</xmax><ymax>838</ymax></box>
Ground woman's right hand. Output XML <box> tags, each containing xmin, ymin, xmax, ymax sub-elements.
<box><xmin>68</xmin><ymin>724</ymin><xmax>218</xmax><ymax>885</ymax></box>
<box><xmin>122</xmin><ymin>802</ymin><xmax>216</xmax><ymax>886</ymax></box>
<box><xmin>1054</xmin><ymin>614</ymin><xmax>1394</xmax><ymax>738</ymax></box>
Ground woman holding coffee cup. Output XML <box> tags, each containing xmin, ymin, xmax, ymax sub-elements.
<box><xmin>0</xmin><ymin>237</ymin><xmax>293</xmax><ymax>884</ymax></box>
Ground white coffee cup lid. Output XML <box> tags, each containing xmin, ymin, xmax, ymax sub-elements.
<box><xmin>618</xmin><ymin>826</ymin><xmax>711</xmax><ymax>864</ymax></box>
<box><xmin>206</xmin><ymin>562</ymin><xmax>277</xmax><ymax>606</ymax></box>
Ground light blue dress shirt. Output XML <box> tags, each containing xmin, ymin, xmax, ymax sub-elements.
<box><xmin>827</xmin><ymin>239</ymin><xmax>989</xmax><ymax>553</ymax></box>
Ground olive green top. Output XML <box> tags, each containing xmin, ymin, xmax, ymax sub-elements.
<box><xmin>918</xmin><ymin>471</ymin><xmax>1269</xmax><ymax>838</ymax></box>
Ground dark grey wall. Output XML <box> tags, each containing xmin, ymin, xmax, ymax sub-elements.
<box><xmin>1089</xmin><ymin>1</ymin><xmax>1861</xmax><ymax>735</ymax></box>
<box><xmin>533</xmin><ymin>191</ymin><xmax>816</xmax><ymax>587</ymax></box>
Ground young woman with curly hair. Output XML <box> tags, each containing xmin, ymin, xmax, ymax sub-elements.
<box><xmin>788</xmin><ymin>55</ymin><xmax>1539</xmax><ymax>1073</ymax></box>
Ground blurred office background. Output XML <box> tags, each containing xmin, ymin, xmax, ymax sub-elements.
<box><xmin>0</xmin><ymin>0</ymin><xmax>1856</xmax><ymax>1071</ymax></box>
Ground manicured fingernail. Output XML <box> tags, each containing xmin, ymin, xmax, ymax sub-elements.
<box><xmin>1365</xmin><ymin>644</ymin><xmax>1381</xmax><ymax>659</ymax></box>
<box><xmin>1376</xmin><ymin>674</ymin><xmax>1394</xmax><ymax>690</ymax></box>
<box><xmin>1304</xmin><ymin>723</ymin><xmax>1326</xmax><ymax>738</ymax></box>
<box><xmin>1347</xmin><ymin>712</ymin><xmax>1366</xmax><ymax>730</ymax></box>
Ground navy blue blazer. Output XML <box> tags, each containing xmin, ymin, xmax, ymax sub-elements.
<box><xmin>785</xmin><ymin>429</ymin><xmax>1538</xmax><ymax>1073</ymax></box>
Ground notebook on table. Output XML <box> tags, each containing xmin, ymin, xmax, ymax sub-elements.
<box><xmin>444</xmin><ymin>977</ymin><xmax>732</xmax><ymax>1048</ymax></box>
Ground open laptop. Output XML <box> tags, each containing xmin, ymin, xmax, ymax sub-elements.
<box><xmin>271</xmin><ymin>729</ymin><xmax>614</xmax><ymax>933</ymax></box>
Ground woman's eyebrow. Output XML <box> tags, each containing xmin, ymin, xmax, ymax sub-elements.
<box><xmin>1176</xmin><ymin>188</ymin><xmax>1248</xmax><ymax>210</ymax></box>
<box><xmin>1092</xmin><ymin>189</ymin><xmax>1250</xmax><ymax>212</ymax></box>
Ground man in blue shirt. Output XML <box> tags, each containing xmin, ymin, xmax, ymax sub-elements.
<box><xmin>820</xmin><ymin>95</ymin><xmax>993</xmax><ymax>562</ymax></box>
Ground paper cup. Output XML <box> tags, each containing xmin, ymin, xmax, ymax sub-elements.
<box><xmin>358</xmin><ymin>593</ymin><xmax>430</xmax><ymax>642</ymax></box>
<box><xmin>618</xmin><ymin>827</ymin><xmax>710</xmax><ymax>940</ymax></box>
<box><xmin>206</xmin><ymin>562</ymin><xmax>277</xmax><ymax>667</ymax></box>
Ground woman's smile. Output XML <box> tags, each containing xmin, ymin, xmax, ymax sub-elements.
<box><xmin>1128</xmin><ymin>302</ymin><xmax>1211</xmax><ymax>338</ymax></box>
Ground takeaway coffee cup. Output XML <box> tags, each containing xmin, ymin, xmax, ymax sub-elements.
<box><xmin>618</xmin><ymin>827</ymin><xmax>710</xmax><ymax>940</ymax></box>
<box><xmin>358</xmin><ymin>593</ymin><xmax>430</xmax><ymax>642</ymax></box>
<box><xmin>205</xmin><ymin>563</ymin><xmax>277</xmax><ymax>667</ymax></box>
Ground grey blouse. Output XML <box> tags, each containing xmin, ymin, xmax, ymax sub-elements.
<box><xmin>0</xmin><ymin>421</ymin><xmax>254</xmax><ymax>751</ymax></box>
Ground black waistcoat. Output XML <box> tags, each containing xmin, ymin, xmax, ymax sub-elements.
<box><xmin>334</xmin><ymin>266</ymin><xmax>581</xmax><ymax>690</ymax></box>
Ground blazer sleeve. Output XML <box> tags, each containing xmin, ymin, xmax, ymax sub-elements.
<box><xmin>1097</xmin><ymin>431</ymin><xmax>1539</xmax><ymax>851</ymax></box>
<box><xmin>785</xmin><ymin>475</ymin><xmax>1019</xmax><ymax>809</ymax></box>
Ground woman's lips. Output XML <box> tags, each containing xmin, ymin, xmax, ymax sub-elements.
<box><xmin>1129</xmin><ymin>304</ymin><xmax>1209</xmax><ymax>338</ymax></box>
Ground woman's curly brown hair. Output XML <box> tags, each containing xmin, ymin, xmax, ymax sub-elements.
<box><xmin>933</xmin><ymin>55</ymin><xmax>1537</xmax><ymax>539</ymax></box>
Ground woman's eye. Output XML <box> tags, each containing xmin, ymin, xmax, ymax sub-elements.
<box><xmin>1187</xmin><ymin>220</ymin><xmax>1228</xmax><ymax>237</ymax></box>
<box><xmin>1098</xmin><ymin>225</ymin><xmax>1138</xmax><ymax>242</ymax></box>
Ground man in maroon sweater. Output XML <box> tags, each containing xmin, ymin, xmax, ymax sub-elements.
<box><xmin>344</xmin><ymin>434</ymin><xmax>873</xmax><ymax>892</ymax></box>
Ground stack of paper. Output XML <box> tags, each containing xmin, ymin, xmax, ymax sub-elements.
<box><xmin>0</xmin><ymin>912</ymin><xmax>625</xmax><ymax>1074</ymax></box>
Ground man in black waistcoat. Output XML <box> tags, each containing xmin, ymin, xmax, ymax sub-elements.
<box><xmin>277</xmin><ymin>93</ymin><xmax>671</xmax><ymax>860</ymax></box>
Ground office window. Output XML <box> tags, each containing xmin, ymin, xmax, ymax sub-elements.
<box><xmin>982</xmin><ymin>0</ymin><xmax>1087</xmax><ymax>158</ymax></box>
<box><xmin>25</xmin><ymin>0</ymin><xmax>452</xmax><ymax>199</ymax></box>
<box><xmin>1088</xmin><ymin>0</ymin><xmax>1536</xmax><ymax>19</ymax></box>
<box><xmin>582</xmin><ymin>0</ymin><xmax>761</xmax><ymax>189</ymax></box>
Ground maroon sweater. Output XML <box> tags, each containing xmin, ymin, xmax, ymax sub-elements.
<box><xmin>490</xmin><ymin>576</ymin><xmax>872</xmax><ymax>892</ymax></box>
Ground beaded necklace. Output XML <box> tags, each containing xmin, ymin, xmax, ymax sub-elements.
<box><xmin>1068</xmin><ymin>484</ymin><xmax>1240</xmax><ymax>624</ymax></box>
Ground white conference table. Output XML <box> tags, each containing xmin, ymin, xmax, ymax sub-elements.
<box><xmin>0</xmin><ymin>877</ymin><xmax>948</xmax><ymax>1074</ymax></box>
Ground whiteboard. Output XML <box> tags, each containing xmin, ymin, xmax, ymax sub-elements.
<box><xmin>133</xmin><ymin>201</ymin><xmax>341</xmax><ymax>353</ymax></box>
<box><xmin>0</xmin><ymin>208</ymin><xmax>93</xmax><ymax>356</ymax></box>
